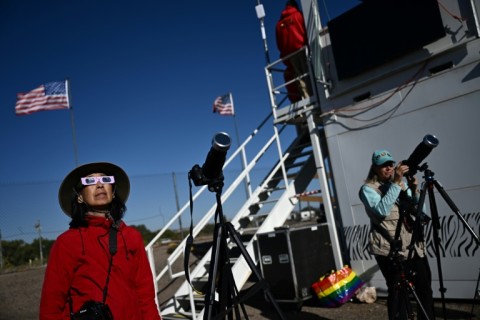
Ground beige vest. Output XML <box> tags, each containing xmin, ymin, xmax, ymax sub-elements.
<box><xmin>365</xmin><ymin>181</ymin><xmax>425</xmax><ymax>259</ymax></box>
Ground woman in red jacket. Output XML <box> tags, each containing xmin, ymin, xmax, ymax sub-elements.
<box><xmin>40</xmin><ymin>162</ymin><xmax>161</xmax><ymax>319</ymax></box>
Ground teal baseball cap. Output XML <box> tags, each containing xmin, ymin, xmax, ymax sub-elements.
<box><xmin>372</xmin><ymin>149</ymin><xmax>395</xmax><ymax>166</ymax></box>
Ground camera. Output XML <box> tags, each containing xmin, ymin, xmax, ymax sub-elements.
<box><xmin>189</xmin><ymin>132</ymin><xmax>231</xmax><ymax>191</ymax></box>
<box><xmin>71</xmin><ymin>300</ymin><xmax>113</xmax><ymax>320</ymax></box>
<box><xmin>403</xmin><ymin>134</ymin><xmax>439</xmax><ymax>176</ymax></box>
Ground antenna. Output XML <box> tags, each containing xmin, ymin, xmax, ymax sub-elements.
<box><xmin>34</xmin><ymin>220</ymin><xmax>44</xmax><ymax>266</ymax></box>
<box><xmin>254</xmin><ymin>1</ymin><xmax>271</xmax><ymax>64</ymax></box>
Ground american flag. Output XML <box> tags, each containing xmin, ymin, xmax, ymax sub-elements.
<box><xmin>15</xmin><ymin>80</ymin><xmax>70</xmax><ymax>116</ymax></box>
<box><xmin>212</xmin><ymin>93</ymin><xmax>234</xmax><ymax>116</ymax></box>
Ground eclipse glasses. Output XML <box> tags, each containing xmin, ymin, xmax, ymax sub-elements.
<box><xmin>81</xmin><ymin>176</ymin><xmax>115</xmax><ymax>186</ymax></box>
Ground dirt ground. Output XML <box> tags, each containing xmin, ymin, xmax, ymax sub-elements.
<box><xmin>0</xmin><ymin>245</ymin><xmax>478</xmax><ymax>320</ymax></box>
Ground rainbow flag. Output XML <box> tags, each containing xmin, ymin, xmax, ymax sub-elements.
<box><xmin>312</xmin><ymin>266</ymin><xmax>364</xmax><ymax>307</ymax></box>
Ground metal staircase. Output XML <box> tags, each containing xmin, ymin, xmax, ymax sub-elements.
<box><xmin>152</xmin><ymin>123</ymin><xmax>320</xmax><ymax>319</ymax></box>
<box><xmin>147</xmin><ymin>9</ymin><xmax>343</xmax><ymax>316</ymax></box>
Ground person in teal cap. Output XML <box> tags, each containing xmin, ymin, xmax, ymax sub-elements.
<box><xmin>359</xmin><ymin>149</ymin><xmax>435</xmax><ymax>320</ymax></box>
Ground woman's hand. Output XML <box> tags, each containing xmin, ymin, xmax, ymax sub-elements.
<box><xmin>405</xmin><ymin>173</ymin><xmax>419</xmax><ymax>194</ymax></box>
<box><xmin>394</xmin><ymin>162</ymin><xmax>409</xmax><ymax>185</ymax></box>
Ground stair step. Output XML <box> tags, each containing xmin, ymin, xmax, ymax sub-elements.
<box><xmin>263</xmin><ymin>185</ymin><xmax>287</xmax><ymax>193</ymax></box>
<box><xmin>176</xmin><ymin>294</ymin><xmax>205</xmax><ymax>312</ymax></box>
<box><xmin>292</xmin><ymin>141</ymin><xmax>311</xmax><ymax>151</ymax></box>
<box><xmin>238</xmin><ymin>213</ymin><xmax>269</xmax><ymax>229</ymax></box>
<box><xmin>288</xmin><ymin>149</ymin><xmax>313</xmax><ymax>159</ymax></box>
<box><xmin>269</xmin><ymin>173</ymin><xmax>298</xmax><ymax>182</ymax></box>
<box><xmin>254</xmin><ymin>198</ymin><xmax>279</xmax><ymax>206</ymax></box>
<box><xmin>161</xmin><ymin>313</ymin><xmax>192</xmax><ymax>320</ymax></box>
<box><xmin>228</xmin><ymin>245</ymin><xmax>246</xmax><ymax>258</ymax></box>
<box><xmin>285</xmin><ymin>161</ymin><xmax>308</xmax><ymax>170</ymax></box>
<box><xmin>205</xmin><ymin>257</ymin><xmax>238</xmax><ymax>272</ymax></box>
<box><xmin>239</xmin><ymin>226</ymin><xmax>260</xmax><ymax>234</ymax></box>
<box><xmin>191</xmin><ymin>276</ymin><xmax>209</xmax><ymax>293</ymax></box>
<box><xmin>237</xmin><ymin>232</ymin><xmax>255</xmax><ymax>242</ymax></box>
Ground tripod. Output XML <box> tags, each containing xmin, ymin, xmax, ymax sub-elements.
<box><xmin>390</xmin><ymin>255</ymin><xmax>432</xmax><ymax>320</ymax></box>
<box><xmin>414</xmin><ymin>163</ymin><xmax>480</xmax><ymax>319</ymax></box>
<box><xmin>203</xmin><ymin>181</ymin><xmax>286</xmax><ymax>320</ymax></box>
<box><xmin>388</xmin><ymin>196</ymin><xmax>432</xmax><ymax>320</ymax></box>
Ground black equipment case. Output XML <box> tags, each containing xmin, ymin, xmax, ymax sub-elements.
<box><xmin>256</xmin><ymin>223</ymin><xmax>336</xmax><ymax>304</ymax></box>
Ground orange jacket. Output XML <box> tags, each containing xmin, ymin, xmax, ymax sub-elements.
<box><xmin>40</xmin><ymin>215</ymin><xmax>161</xmax><ymax>319</ymax></box>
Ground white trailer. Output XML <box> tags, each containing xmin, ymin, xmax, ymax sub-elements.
<box><xmin>296</xmin><ymin>0</ymin><xmax>480</xmax><ymax>299</ymax></box>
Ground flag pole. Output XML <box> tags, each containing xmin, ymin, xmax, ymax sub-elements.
<box><xmin>66</xmin><ymin>79</ymin><xmax>79</xmax><ymax>167</ymax></box>
<box><xmin>230</xmin><ymin>93</ymin><xmax>252</xmax><ymax>199</ymax></box>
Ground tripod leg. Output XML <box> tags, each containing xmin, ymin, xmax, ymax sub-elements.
<box><xmin>224</xmin><ymin>222</ymin><xmax>287</xmax><ymax>320</ymax></box>
<box><xmin>406</xmin><ymin>280</ymin><xmax>431</xmax><ymax>320</ymax></box>
<box><xmin>471</xmin><ymin>268</ymin><xmax>480</xmax><ymax>317</ymax></box>
<box><xmin>403</xmin><ymin>180</ymin><xmax>434</xmax><ymax>320</ymax></box>
<box><xmin>403</xmin><ymin>284</ymin><xmax>415</xmax><ymax>320</ymax></box>
<box><xmin>426</xmin><ymin>181</ymin><xmax>447</xmax><ymax>319</ymax></box>
<box><xmin>432</xmin><ymin>180</ymin><xmax>480</xmax><ymax>245</ymax></box>
<box><xmin>224</xmin><ymin>265</ymin><xmax>248</xmax><ymax>319</ymax></box>
<box><xmin>391</xmin><ymin>280</ymin><xmax>404</xmax><ymax>319</ymax></box>
<box><xmin>391</xmin><ymin>265</ymin><xmax>416</xmax><ymax>320</ymax></box>
<box><xmin>205</xmin><ymin>222</ymin><xmax>249</xmax><ymax>320</ymax></box>
<box><xmin>204</xmin><ymin>221</ymin><xmax>224</xmax><ymax>320</ymax></box>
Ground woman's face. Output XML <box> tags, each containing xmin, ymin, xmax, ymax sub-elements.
<box><xmin>374</xmin><ymin>161</ymin><xmax>395</xmax><ymax>182</ymax></box>
<box><xmin>78</xmin><ymin>173</ymin><xmax>114</xmax><ymax>210</ymax></box>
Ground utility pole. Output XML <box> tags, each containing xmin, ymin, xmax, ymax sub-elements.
<box><xmin>34</xmin><ymin>220</ymin><xmax>44</xmax><ymax>266</ymax></box>
<box><xmin>172</xmin><ymin>172</ymin><xmax>184</xmax><ymax>240</ymax></box>
<box><xmin>0</xmin><ymin>228</ymin><xmax>3</xmax><ymax>270</ymax></box>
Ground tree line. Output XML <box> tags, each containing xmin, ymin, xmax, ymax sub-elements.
<box><xmin>0</xmin><ymin>224</ymin><xmax>185</xmax><ymax>269</ymax></box>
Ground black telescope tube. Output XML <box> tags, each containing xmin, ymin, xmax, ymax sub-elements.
<box><xmin>405</xmin><ymin>134</ymin><xmax>439</xmax><ymax>170</ymax></box>
<box><xmin>201</xmin><ymin>132</ymin><xmax>231</xmax><ymax>181</ymax></box>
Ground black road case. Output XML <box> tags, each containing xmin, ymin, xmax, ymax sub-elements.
<box><xmin>256</xmin><ymin>223</ymin><xmax>336</xmax><ymax>304</ymax></box>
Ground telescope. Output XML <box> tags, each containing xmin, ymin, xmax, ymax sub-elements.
<box><xmin>189</xmin><ymin>132</ymin><xmax>231</xmax><ymax>190</ymax></box>
<box><xmin>403</xmin><ymin>134</ymin><xmax>439</xmax><ymax>176</ymax></box>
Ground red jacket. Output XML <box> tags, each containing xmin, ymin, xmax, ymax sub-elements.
<box><xmin>275</xmin><ymin>4</ymin><xmax>308</xmax><ymax>58</ymax></box>
<box><xmin>39</xmin><ymin>215</ymin><xmax>161</xmax><ymax>319</ymax></box>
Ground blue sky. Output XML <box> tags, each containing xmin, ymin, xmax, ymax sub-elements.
<box><xmin>0</xmin><ymin>0</ymin><xmax>359</xmax><ymax>242</ymax></box>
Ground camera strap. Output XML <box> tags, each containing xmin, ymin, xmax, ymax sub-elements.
<box><xmin>69</xmin><ymin>224</ymin><xmax>118</xmax><ymax>316</ymax></box>
<box><xmin>183</xmin><ymin>176</ymin><xmax>204</xmax><ymax>295</ymax></box>
<box><xmin>103</xmin><ymin>225</ymin><xmax>117</xmax><ymax>303</ymax></box>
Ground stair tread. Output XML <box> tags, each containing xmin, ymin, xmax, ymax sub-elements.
<box><xmin>161</xmin><ymin>313</ymin><xmax>191</xmax><ymax>320</ymax></box>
